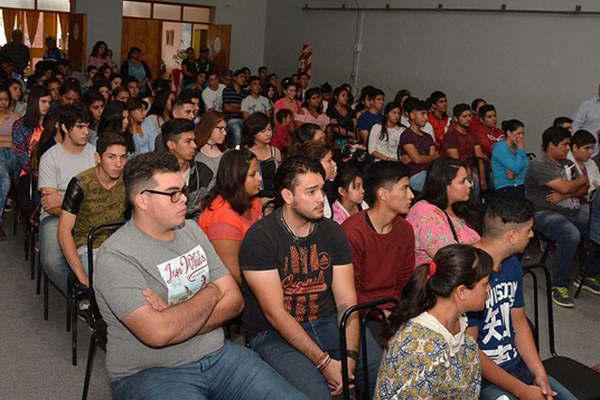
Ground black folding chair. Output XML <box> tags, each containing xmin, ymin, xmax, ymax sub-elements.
<box><xmin>523</xmin><ymin>263</ymin><xmax>600</xmax><ymax>399</ymax></box>
<box><xmin>339</xmin><ymin>297</ymin><xmax>399</xmax><ymax>400</ymax></box>
<box><xmin>81</xmin><ymin>221</ymin><xmax>126</xmax><ymax>400</ymax></box>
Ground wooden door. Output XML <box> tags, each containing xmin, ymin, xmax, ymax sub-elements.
<box><xmin>207</xmin><ymin>24</ymin><xmax>231</xmax><ymax>75</ymax></box>
<box><xmin>121</xmin><ymin>18</ymin><xmax>161</xmax><ymax>79</ymax></box>
<box><xmin>67</xmin><ymin>13</ymin><xmax>86</xmax><ymax>72</ymax></box>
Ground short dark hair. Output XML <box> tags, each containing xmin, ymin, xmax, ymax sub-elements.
<box><xmin>453</xmin><ymin>103</ymin><xmax>471</xmax><ymax>118</ymax></box>
<box><xmin>292</xmin><ymin>123</ymin><xmax>321</xmax><ymax>144</ymax></box>
<box><xmin>275</xmin><ymin>156</ymin><xmax>325</xmax><ymax>194</ymax></box>
<box><xmin>123</xmin><ymin>151</ymin><xmax>180</xmax><ymax>201</ymax></box>
<box><xmin>126</xmin><ymin>97</ymin><xmax>145</xmax><ymax>111</ymax></box>
<box><xmin>403</xmin><ymin>97</ymin><xmax>427</xmax><ymax>114</ymax></box>
<box><xmin>258</xmin><ymin>66</ymin><xmax>267</xmax><ymax>73</ymax></box>
<box><xmin>471</xmin><ymin>98</ymin><xmax>486</xmax><ymax>111</ymax></box>
<box><xmin>162</xmin><ymin>118</ymin><xmax>195</xmax><ymax>144</ymax></box>
<box><xmin>59</xmin><ymin>104</ymin><xmax>89</xmax><ymax>130</ymax></box>
<box><xmin>363</xmin><ymin>161</ymin><xmax>410</xmax><ymax>205</ymax></box>
<box><xmin>429</xmin><ymin>90</ymin><xmax>446</xmax><ymax>104</ymax></box>
<box><xmin>501</xmin><ymin>119</ymin><xmax>524</xmax><ymax>133</ymax></box>
<box><xmin>571</xmin><ymin>129</ymin><xmax>596</xmax><ymax>148</ymax></box>
<box><xmin>125</xmin><ymin>76</ymin><xmax>139</xmax><ymax>86</ymax></box>
<box><xmin>275</xmin><ymin>108</ymin><xmax>292</xmax><ymax>124</ymax></box>
<box><xmin>289</xmin><ymin>140</ymin><xmax>331</xmax><ymax>161</ymax></box>
<box><xmin>83</xmin><ymin>90</ymin><xmax>105</xmax><ymax>107</ymax></box>
<box><xmin>96</xmin><ymin>131</ymin><xmax>128</xmax><ymax>156</ymax></box>
<box><xmin>178</xmin><ymin>88</ymin><xmax>202</xmax><ymax>102</ymax></box>
<box><xmin>478</xmin><ymin>104</ymin><xmax>496</xmax><ymax>119</ymax></box>
<box><xmin>248</xmin><ymin>75</ymin><xmax>261</xmax><ymax>84</ymax></box>
<box><xmin>483</xmin><ymin>193</ymin><xmax>534</xmax><ymax>238</ymax></box>
<box><xmin>366</xmin><ymin>87</ymin><xmax>384</xmax><ymax>100</ymax></box>
<box><xmin>242</xmin><ymin>112</ymin><xmax>270</xmax><ymax>147</ymax></box>
<box><xmin>60</xmin><ymin>77</ymin><xmax>81</xmax><ymax>96</ymax></box>
<box><xmin>553</xmin><ymin>116</ymin><xmax>573</xmax><ymax>128</ymax></box>
<box><xmin>334</xmin><ymin>166</ymin><xmax>363</xmax><ymax>200</ymax></box>
<box><xmin>233</xmin><ymin>69</ymin><xmax>245</xmax><ymax>77</ymax></box>
<box><xmin>542</xmin><ymin>126</ymin><xmax>571</xmax><ymax>151</ymax></box>
<box><xmin>93</xmin><ymin>79</ymin><xmax>111</xmax><ymax>91</ymax></box>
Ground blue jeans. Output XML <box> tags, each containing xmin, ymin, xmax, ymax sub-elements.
<box><xmin>40</xmin><ymin>216</ymin><xmax>70</xmax><ymax>295</ymax></box>
<box><xmin>533</xmin><ymin>207</ymin><xmax>600</xmax><ymax>287</ymax></box>
<box><xmin>248</xmin><ymin>314</ymin><xmax>383</xmax><ymax>400</ymax></box>
<box><xmin>0</xmin><ymin>148</ymin><xmax>16</xmax><ymax>223</ymax></box>
<box><xmin>227</xmin><ymin>118</ymin><xmax>243</xmax><ymax>148</ymax></box>
<box><xmin>480</xmin><ymin>360</ymin><xmax>577</xmax><ymax>400</ymax></box>
<box><xmin>409</xmin><ymin>170</ymin><xmax>427</xmax><ymax>192</ymax></box>
<box><xmin>110</xmin><ymin>341</ymin><xmax>308</xmax><ymax>400</ymax></box>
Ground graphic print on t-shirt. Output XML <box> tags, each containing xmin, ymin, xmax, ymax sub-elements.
<box><xmin>156</xmin><ymin>245</ymin><xmax>210</xmax><ymax>305</ymax></box>
<box><xmin>481</xmin><ymin>279</ymin><xmax>519</xmax><ymax>366</ymax></box>
<box><xmin>281</xmin><ymin>243</ymin><xmax>331</xmax><ymax>322</ymax></box>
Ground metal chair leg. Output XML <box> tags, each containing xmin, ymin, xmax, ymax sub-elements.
<box><xmin>81</xmin><ymin>333</ymin><xmax>97</xmax><ymax>400</ymax></box>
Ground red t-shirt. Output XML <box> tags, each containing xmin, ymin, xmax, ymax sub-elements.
<box><xmin>428</xmin><ymin>112</ymin><xmax>450</xmax><ymax>144</ymax></box>
<box><xmin>441</xmin><ymin>126</ymin><xmax>480</xmax><ymax>167</ymax></box>
<box><xmin>271</xmin><ymin>124</ymin><xmax>292</xmax><ymax>152</ymax></box>
<box><xmin>342</xmin><ymin>210</ymin><xmax>415</xmax><ymax>308</ymax></box>
<box><xmin>469</xmin><ymin>123</ymin><xmax>504</xmax><ymax>159</ymax></box>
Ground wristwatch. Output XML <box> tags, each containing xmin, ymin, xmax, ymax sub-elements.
<box><xmin>347</xmin><ymin>350</ymin><xmax>360</xmax><ymax>362</ymax></box>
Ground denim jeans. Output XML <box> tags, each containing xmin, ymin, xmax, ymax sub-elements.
<box><xmin>409</xmin><ymin>170</ymin><xmax>427</xmax><ymax>192</ymax></box>
<box><xmin>40</xmin><ymin>216</ymin><xmax>70</xmax><ymax>295</ymax></box>
<box><xmin>110</xmin><ymin>341</ymin><xmax>308</xmax><ymax>400</ymax></box>
<box><xmin>0</xmin><ymin>148</ymin><xmax>16</xmax><ymax>223</ymax></box>
<box><xmin>480</xmin><ymin>360</ymin><xmax>577</xmax><ymax>400</ymax></box>
<box><xmin>533</xmin><ymin>207</ymin><xmax>600</xmax><ymax>287</ymax></box>
<box><xmin>227</xmin><ymin>118</ymin><xmax>243</xmax><ymax>148</ymax></box>
<box><xmin>248</xmin><ymin>314</ymin><xmax>383</xmax><ymax>400</ymax></box>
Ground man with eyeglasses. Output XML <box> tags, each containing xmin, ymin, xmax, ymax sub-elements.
<box><xmin>39</xmin><ymin>104</ymin><xmax>96</xmax><ymax>295</ymax></box>
<box><xmin>163</xmin><ymin>118</ymin><xmax>213</xmax><ymax>217</ymax></box>
<box><xmin>94</xmin><ymin>151</ymin><xmax>307</xmax><ymax>400</ymax></box>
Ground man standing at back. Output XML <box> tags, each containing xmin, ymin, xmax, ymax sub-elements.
<box><xmin>94</xmin><ymin>151</ymin><xmax>307</xmax><ymax>400</ymax></box>
<box><xmin>573</xmin><ymin>83</ymin><xmax>600</xmax><ymax>135</ymax></box>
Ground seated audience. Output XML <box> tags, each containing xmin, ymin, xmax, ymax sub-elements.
<box><xmin>472</xmin><ymin>104</ymin><xmax>504</xmax><ymax>159</ymax></box>
<box><xmin>240</xmin><ymin>156</ymin><xmax>382</xmax><ymax>399</ymax></box>
<box><xmin>442</xmin><ymin>103</ymin><xmax>487</xmax><ymax>193</ymax></box>
<box><xmin>47</xmin><ymin>77</ymin><xmax>62</xmax><ymax>103</ymax></box>
<box><xmin>241</xmin><ymin>76</ymin><xmax>272</xmax><ymax>119</ymax></box>
<box><xmin>327</xmin><ymin>85</ymin><xmax>356</xmax><ymax>144</ymax></box>
<box><xmin>407</xmin><ymin>157</ymin><xmax>481</xmax><ymax>266</ymax></box>
<box><xmin>524</xmin><ymin>126</ymin><xmax>599</xmax><ymax>307</ymax></box>
<box><xmin>342</xmin><ymin>161</ymin><xmax>415</xmax><ymax>344</ymax></box>
<box><xmin>271</xmin><ymin>108</ymin><xmax>293</xmax><ymax>152</ymax></box>
<box><xmin>222</xmin><ymin>69</ymin><xmax>247</xmax><ymax>147</ymax></box>
<box><xmin>568</xmin><ymin>129</ymin><xmax>600</xmax><ymax>199</ymax></box>
<box><xmin>194</xmin><ymin>110</ymin><xmax>227</xmax><ymax>190</ymax></box>
<box><xmin>94</xmin><ymin>151</ymin><xmax>306</xmax><ymax>400</ymax></box>
<box><xmin>243</xmin><ymin>112</ymin><xmax>281</xmax><ymax>199</ymax></box>
<box><xmin>368</xmin><ymin>102</ymin><xmax>403</xmax><ymax>162</ymax></box>
<box><xmin>0</xmin><ymin>86</ymin><xmax>19</xmax><ymax>239</ymax></box>
<box><xmin>199</xmin><ymin>149</ymin><xmax>263</xmax><ymax>284</ymax></box>
<box><xmin>141</xmin><ymin>89</ymin><xmax>174</xmax><ymax>152</ymax></box>
<box><xmin>332</xmin><ymin>166</ymin><xmax>368</xmax><ymax>225</ymax></box>
<box><xmin>162</xmin><ymin>118</ymin><xmax>212</xmax><ymax>216</ymax></box>
<box><xmin>469</xmin><ymin>194</ymin><xmax>577</xmax><ymax>400</ymax></box>
<box><xmin>8</xmin><ymin>78</ymin><xmax>26</xmax><ymax>115</ymax></box>
<box><xmin>398</xmin><ymin>97</ymin><xmax>439</xmax><ymax>191</ymax></box>
<box><xmin>179</xmin><ymin>88</ymin><xmax>203</xmax><ymax>123</ymax></box>
<box><xmin>274</xmin><ymin>82</ymin><xmax>301</xmax><ymax>125</ymax></box>
<box><xmin>357</xmin><ymin>87</ymin><xmax>384</xmax><ymax>144</ymax></box>
<box><xmin>291</xmin><ymin>122</ymin><xmax>326</xmax><ymax>145</ymax></box>
<box><xmin>83</xmin><ymin>90</ymin><xmax>105</xmax><ymax>145</ymax></box>
<box><xmin>375</xmin><ymin>244</ymin><xmax>493</xmax><ymax>400</ymax></box>
<box><xmin>427</xmin><ymin>90</ymin><xmax>451</xmax><ymax>144</ymax></box>
<box><xmin>98</xmin><ymin>101</ymin><xmax>135</xmax><ymax>155</ymax></box>
<box><xmin>126</xmin><ymin>98</ymin><xmax>149</xmax><ymax>154</ymax></box>
<box><xmin>112</xmin><ymin>85</ymin><xmax>130</xmax><ymax>103</ymax></box>
<box><xmin>39</xmin><ymin>105</ymin><xmax>96</xmax><ymax>295</ymax></box>
<box><xmin>492</xmin><ymin>119</ymin><xmax>529</xmax><ymax>197</ymax></box>
<box><xmin>58</xmin><ymin>133</ymin><xmax>128</xmax><ymax>287</ymax></box>
<box><xmin>294</xmin><ymin>87</ymin><xmax>331</xmax><ymax>131</ymax></box>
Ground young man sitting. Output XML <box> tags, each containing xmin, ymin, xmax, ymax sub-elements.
<box><xmin>241</xmin><ymin>75</ymin><xmax>272</xmax><ymax>119</ymax></box>
<box><xmin>524</xmin><ymin>126</ymin><xmax>600</xmax><ymax>307</ymax></box>
<box><xmin>58</xmin><ymin>132</ymin><xmax>128</xmax><ymax>288</ymax></box>
<box><xmin>427</xmin><ymin>90</ymin><xmax>451</xmax><ymax>144</ymax></box>
<box><xmin>240</xmin><ymin>156</ymin><xmax>382</xmax><ymax>399</ymax></box>
<box><xmin>39</xmin><ymin>104</ymin><xmax>96</xmax><ymax>295</ymax></box>
<box><xmin>94</xmin><ymin>151</ymin><xmax>307</xmax><ymax>400</ymax></box>
<box><xmin>162</xmin><ymin>118</ymin><xmax>212</xmax><ymax>216</ymax></box>
<box><xmin>342</xmin><ymin>161</ymin><xmax>415</xmax><ymax>345</ymax></box>
<box><xmin>357</xmin><ymin>87</ymin><xmax>384</xmax><ymax>145</ymax></box>
<box><xmin>469</xmin><ymin>194</ymin><xmax>577</xmax><ymax>400</ymax></box>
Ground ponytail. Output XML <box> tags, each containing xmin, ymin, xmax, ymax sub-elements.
<box><xmin>384</xmin><ymin>244</ymin><xmax>493</xmax><ymax>341</ymax></box>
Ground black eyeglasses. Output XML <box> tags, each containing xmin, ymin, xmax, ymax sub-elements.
<box><xmin>141</xmin><ymin>186</ymin><xmax>188</xmax><ymax>203</ymax></box>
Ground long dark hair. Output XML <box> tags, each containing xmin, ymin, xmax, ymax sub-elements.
<box><xmin>302</xmin><ymin>87</ymin><xmax>323</xmax><ymax>114</ymax></box>
<box><xmin>147</xmin><ymin>89</ymin><xmax>172</xmax><ymax>119</ymax></box>
<box><xmin>201</xmin><ymin>149</ymin><xmax>257</xmax><ymax>214</ymax></box>
<box><xmin>242</xmin><ymin>112</ymin><xmax>270</xmax><ymax>147</ymax></box>
<box><xmin>90</xmin><ymin>41</ymin><xmax>107</xmax><ymax>58</ymax></box>
<box><xmin>420</xmin><ymin>157</ymin><xmax>483</xmax><ymax>233</ymax></box>
<box><xmin>378</xmin><ymin>102</ymin><xmax>401</xmax><ymax>142</ymax></box>
<box><xmin>384</xmin><ymin>244</ymin><xmax>493</xmax><ymax>340</ymax></box>
<box><xmin>195</xmin><ymin>110</ymin><xmax>226</xmax><ymax>149</ymax></box>
<box><xmin>23</xmin><ymin>85</ymin><xmax>50</xmax><ymax>129</ymax></box>
<box><xmin>98</xmin><ymin>101</ymin><xmax>134</xmax><ymax>153</ymax></box>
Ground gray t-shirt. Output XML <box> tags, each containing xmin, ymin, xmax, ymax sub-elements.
<box><xmin>38</xmin><ymin>143</ymin><xmax>96</xmax><ymax>220</ymax></box>
<box><xmin>94</xmin><ymin>219</ymin><xmax>229</xmax><ymax>380</ymax></box>
<box><xmin>241</xmin><ymin>95</ymin><xmax>272</xmax><ymax>115</ymax></box>
<box><xmin>524</xmin><ymin>154</ymin><xmax>579</xmax><ymax>214</ymax></box>
<box><xmin>195</xmin><ymin>151</ymin><xmax>222</xmax><ymax>189</ymax></box>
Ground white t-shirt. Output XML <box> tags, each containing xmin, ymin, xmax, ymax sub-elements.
<box><xmin>202</xmin><ymin>84</ymin><xmax>225</xmax><ymax>112</ymax></box>
<box><xmin>368</xmin><ymin>123</ymin><xmax>404</xmax><ymax>161</ymax></box>
<box><xmin>38</xmin><ymin>143</ymin><xmax>96</xmax><ymax>220</ymax></box>
<box><xmin>241</xmin><ymin>95</ymin><xmax>272</xmax><ymax>115</ymax></box>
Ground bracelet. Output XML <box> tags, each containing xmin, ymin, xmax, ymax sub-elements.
<box><xmin>319</xmin><ymin>355</ymin><xmax>332</xmax><ymax>371</ymax></box>
<box><xmin>315</xmin><ymin>353</ymin><xmax>331</xmax><ymax>370</ymax></box>
<box><xmin>347</xmin><ymin>350</ymin><xmax>360</xmax><ymax>362</ymax></box>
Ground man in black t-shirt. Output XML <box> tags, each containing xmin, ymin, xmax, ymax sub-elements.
<box><xmin>240</xmin><ymin>156</ymin><xmax>382</xmax><ymax>400</ymax></box>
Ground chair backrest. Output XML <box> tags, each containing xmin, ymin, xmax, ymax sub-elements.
<box><xmin>338</xmin><ymin>297</ymin><xmax>399</xmax><ymax>400</ymax></box>
<box><xmin>86</xmin><ymin>221</ymin><xmax>126</xmax><ymax>330</ymax></box>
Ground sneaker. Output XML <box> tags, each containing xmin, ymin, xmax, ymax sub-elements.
<box><xmin>574</xmin><ymin>276</ymin><xmax>600</xmax><ymax>295</ymax></box>
<box><xmin>552</xmin><ymin>286</ymin><xmax>574</xmax><ymax>308</ymax></box>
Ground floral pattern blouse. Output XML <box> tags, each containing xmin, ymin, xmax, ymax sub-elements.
<box><xmin>374</xmin><ymin>319</ymin><xmax>481</xmax><ymax>400</ymax></box>
<box><xmin>406</xmin><ymin>200</ymin><xmax>480</xmax><ymax>266</ymax></box>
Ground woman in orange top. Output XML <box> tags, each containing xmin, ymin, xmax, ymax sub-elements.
<box><xmin>198</xmin><ymin>148</ymin><xmax>263</xmax><ymax>284</ymax></box>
